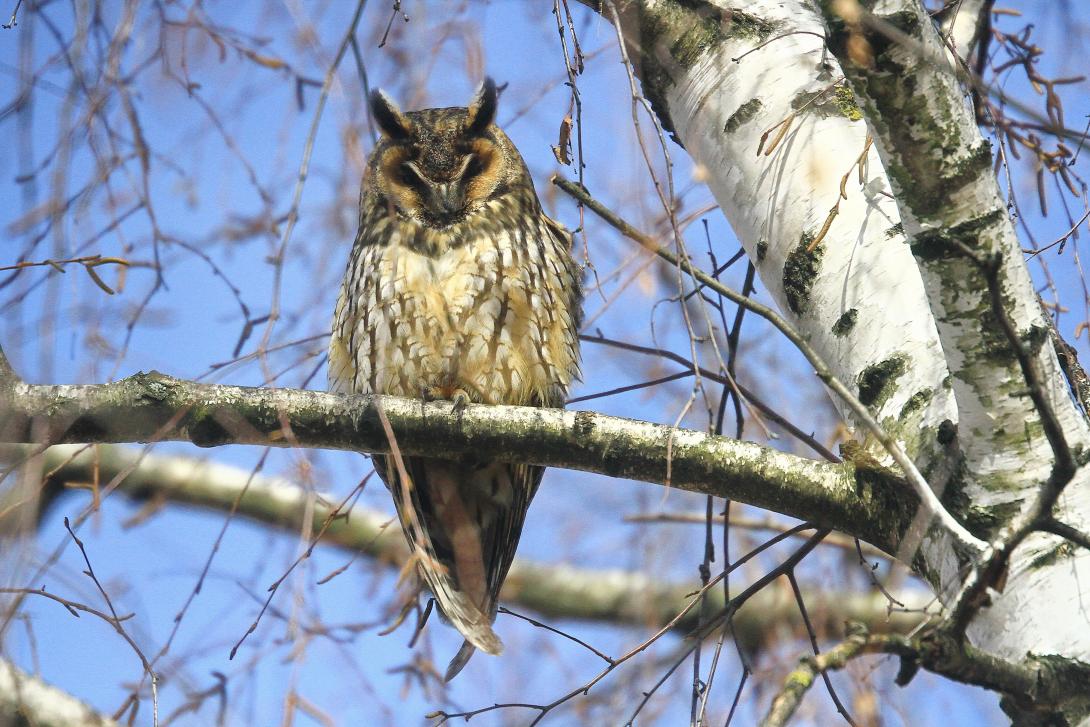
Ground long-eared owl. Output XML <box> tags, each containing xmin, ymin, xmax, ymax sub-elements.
<box><xmin>328</xmin><ymin>79</ymin><xmax>582</xmax><ymax>680</ymax></box>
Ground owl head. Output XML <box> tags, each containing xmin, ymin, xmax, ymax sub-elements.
<box><xmin>365</xmin><ymin>78</ymin><xmax>534</xmax><ymax>228</ymax></box>
<box><xmin>366</xmin><ymin>78</ymin><xmax>531</xmax><ymax>228</ymax></box>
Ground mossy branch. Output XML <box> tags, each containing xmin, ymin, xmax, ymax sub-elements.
<box><xmin>0</xmin><ymin>362</ymin><xmax>918</xmax><ymax>557</ymax></box>
<box><xmin>760</xmin><ymin>624</ymin><xmax>1090</xmax><ymax>726</ymax></box>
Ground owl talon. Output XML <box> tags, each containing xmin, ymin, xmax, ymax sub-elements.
<box><xmin>420</xmin><ymin>385</ymin><xmax>470</xmax><ymax>414</ymax></box>
<box><xmin>450</xmin><ymin>389</ymin><xmax>470</xmax><ymax>415</ymax></box>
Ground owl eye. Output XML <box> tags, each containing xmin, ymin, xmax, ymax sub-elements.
<box><xmin>463</xmin><ymin>155</ymin><xmax>485</xmax><ymax>178</ymax></box>
<box><xmin>397</xmin><ymin>162</ymin><xmax>423</xmax><ymax>187</ymax></box>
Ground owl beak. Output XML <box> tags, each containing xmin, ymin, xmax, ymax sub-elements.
<box><xmin>428</xmin><ymin>182</ymin><xmax>466</xmax><ymax>224</ymax></box>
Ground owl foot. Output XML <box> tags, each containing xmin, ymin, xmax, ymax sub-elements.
<box><xmin>449</xmin><ymin>388</ymin><xmax>471</xmax><ymax>416</ymax></box>
<box><xmin>422</xmin><ymin>385</ymin><xmax>472</xmax><ymax>415</ymax></box>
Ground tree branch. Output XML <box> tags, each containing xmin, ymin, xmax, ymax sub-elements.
<box><xmin>3</xmin><ymin>444</ymin><xmax>929</xmax><ymax>644</ymax></box>
<box><xmin>554</xmin><ymin>175</ymin><xmax>986</xmax><ymax>557</ymax></box>
<box><xmin>759</xmin><ymin>623</ymin><xmax>1090</xmax><ymax>727</ymax></box>
<box><xmin>0</xmin><ymin>366</ymin><xmax>921</xmax><ymax>555</ymax></box>
<box><xmin>0</xmin><ymin>658</ymin><xmax>119</xmax><ymax>727</ymax></box>
<box><xmin>760</xmin><ymin>623</ymin><xmax>870</xmax><ymax>727</ymax></box>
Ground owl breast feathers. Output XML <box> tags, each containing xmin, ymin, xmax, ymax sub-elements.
<box><xmin>328</xmin><ymin>78</ymin><xmax>582</xmax><ymax>679</ymax></box>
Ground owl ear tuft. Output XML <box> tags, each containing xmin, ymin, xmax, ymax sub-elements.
<box><xmin>466</xmin><ymin>77</ymin><xmax>498</xmax><ymax>136</ymax></box>
<box><xmin>370</xmin><ymin>89</ymin><xmax>414</xmax><ymax>140</ymax></box>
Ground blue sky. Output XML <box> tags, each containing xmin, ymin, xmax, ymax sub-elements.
<box><xmin>2</xmin><ymin>2</ymin><xmax>1088</xmax><ymax>725</ymax></box>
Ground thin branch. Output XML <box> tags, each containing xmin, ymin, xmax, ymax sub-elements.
<box><xmin>760</xmin><ymin>624</ymin><xmax>1090</xmax><ymax>726</ymax></box>
<box><xmin>498</xmin><ymin>607</ymin><xmax>614</xmax><ymax>665</ymax></box>
<box><xmin>431</xmin><ymin>527</ymin><xmax>827</xmax><ymax>725</ymax></box>
<box><xmin>580</xmin><ymin>333</ymin><xmax>840</xmax><ymax>462</ymax></box>
<box><xmin>760</xmin><ymin>624</ymin><xmax>870</xmax><ymax>727</ymax></box>
<box><xmin>786</xmin><ymin>570</ymin><xmax>856</xmax><ymax>726</ymax></box>
<box><xmin>623</xmin><ymin>511</ymin><xmax>888</xmax><ymax>560</ymax></box>
<box><xmin>255</xmin><ymin>0</ymin><xmax>369</xmax><ymax>367</ymax></box>
<box><xmin>1</xmin><ymin>0</ymin><xmax>22</xmax><ymax>29</ymax></box>
<box><xmin>553</xmin><ymin>176</ymin><xmax>987</xmax><ymax>557</ymax></box>
<box><xmin>1039</xmin><ymin>519</ymin><xmax>1090</xmax><ymax>552</ymax></box>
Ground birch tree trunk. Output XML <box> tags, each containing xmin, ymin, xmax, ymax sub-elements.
<box><xmin>593</xmin><ymin>0</ymin><xmax>1090</xmax><ymax>722</ymax></box>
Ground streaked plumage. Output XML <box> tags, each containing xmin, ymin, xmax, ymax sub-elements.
<box><xmin>328</xmin><ymin>79</ymin><xmax>582</xmax><ymax>679</ymax></box>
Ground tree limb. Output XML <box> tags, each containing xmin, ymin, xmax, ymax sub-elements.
<box><xmin>554</xmin><ymin>175</ymin><xmax>986</xmax><ymax>557</ymax></box>
<box><xmin>2</xmin><ymin>443</ymin><xmax>929</xmax><ymax>645</ymax></box>
<box><xmin>760</xmin><ymin>623</ymin><xmax>870</xmax><ymax>727</ymax></box>
<box><xmin>0</xmin><ymin>658</ymin><xmax>119</xmax><ymax>727</ymax></box>
<box><xmin>759</xmin><ymin>623</ymin><xmax>1090</xmax><ymax>727</ymax></box>
<box><xmin>0</xmin><ymin>364</ymin><xmax>921</xmax><ymax>556</ymax></box>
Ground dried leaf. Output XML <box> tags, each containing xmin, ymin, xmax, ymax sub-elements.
<box><xmin>847</xmin><ymin>33</ymin><xmax>874</xmax><ymax>68</ymax></box>
<box><xmin>245</xmin><ymin>50</ymin><xmax>287</xmax><ymax>70</ymax></box>
<box><xmin>808</xmin><ymin>204</ymin><xmax>839</xmax><ymax>252</ymax></box>
<box><xmin>552</xmin><ymin>114</ymin><xmax>573</xmax><ymax>166</ymax></box>
<box><xmin>759</xmin><ymin>114</ymin><xmax>795</xmax><ymax>157</ymax></box>
<box><xmin>89</xmin><ymin>256</ymin><xmax>131</xmax><ymax>268</ymax></box>
<box><xmin>1036</xmin><ymin>166</ymin><xmax>1048</xmax><ymax>216</ymax></box>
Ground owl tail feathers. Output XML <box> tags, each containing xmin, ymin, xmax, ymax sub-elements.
<box><xmin>445</xmin><ymin>640</ymin><xmax>480</xmax><ymax>681</ymax></box>
<box><xmin>430</xmin><ymin>585</ymin><xmax>503</xmax><ymax>654</ymax></box>
<box><xmin>428</xmin><ymin>580</ymin><xmax>501</xmax><ymax>681</ymax></box>
<box><xmin>405</xmin><ymin>531</ymin><xmax>502</xmax><ymax>677</ymax></box>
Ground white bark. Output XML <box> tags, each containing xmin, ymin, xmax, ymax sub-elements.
<box><xmin>939</xmin><ymin>0</ymin><xmax>988</xmax><ymax>62</ymax></box>
<box><xmin>651</xmin><ymin>1</ymin><xmax>956</xmax><ymax>465</ymax></box>
<box><xmin>628</xmin><ymin>0</ymin><xmax>961</xmax><ymax>581</ymax></box>
<box><xmin>827</xmin><ymin>0</ymin><xmax>1090</xmax><ymax>670</ymax></box>
<box><xmin>0</xmin><ymin>659</ymin><xmax>118</xmax><ymax>727</ymax></box>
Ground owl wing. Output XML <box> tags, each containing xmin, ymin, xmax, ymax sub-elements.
<box><xmin>328</xmin><ymin>239</ymin><xmax>377</xmax><ymax>396</ymax></box>
<box><xmin>328</xmin><ymin>300</ymin><xmax>357</xmax><ymax>395</ymax></box>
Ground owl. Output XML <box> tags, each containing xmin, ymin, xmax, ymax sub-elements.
<box><xmin>329</xmin><ymin>78</ymin><xmax>582</xmax><ymax>680</ymax></box>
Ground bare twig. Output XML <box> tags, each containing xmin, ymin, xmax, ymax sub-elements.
<box><xmin>429</xmin><ymin>525</ymin><xmax>821</xmax><ymax>725</ymax></box>
<box><xmin>580</xmin><ymin>333</ymin><xmax>840</xmax><ymax>462</ymax></box>
<box><xmin>498</xmin><ymin>607</ymin><xmax>613</xmax><ymax>665</ymax></box>
<box><xmin>61</xmin><ymin>517</ymin><xmax>159</xmax><ymax>724</ymax></box>
<box><xmin>623</xmin><ymin>511</ymin><xmax>887</xmax><ymax>560</ymax></box>
<box><xmin>228</xmin><ymin>475</ymin><xmax>369</xmax><ymax>659</ymax></box>
<box><xmin>554</xmin><ymin>176</ymin><xmax>987</xmax><ymax>557</ymax></box>
<box><xmin>256</xmin><ymin>0</ymin><xmax>369</xmax><ymax>377</ymax></box>
<box><xmin>2</xmin><ymin>0</ymin><xmax>22</xmax><ymax>29</ymax></box>
<box><xmin>786</xmin><ymin>571</ymin><xmax>856</xmax><ymax>726</ymax></box>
